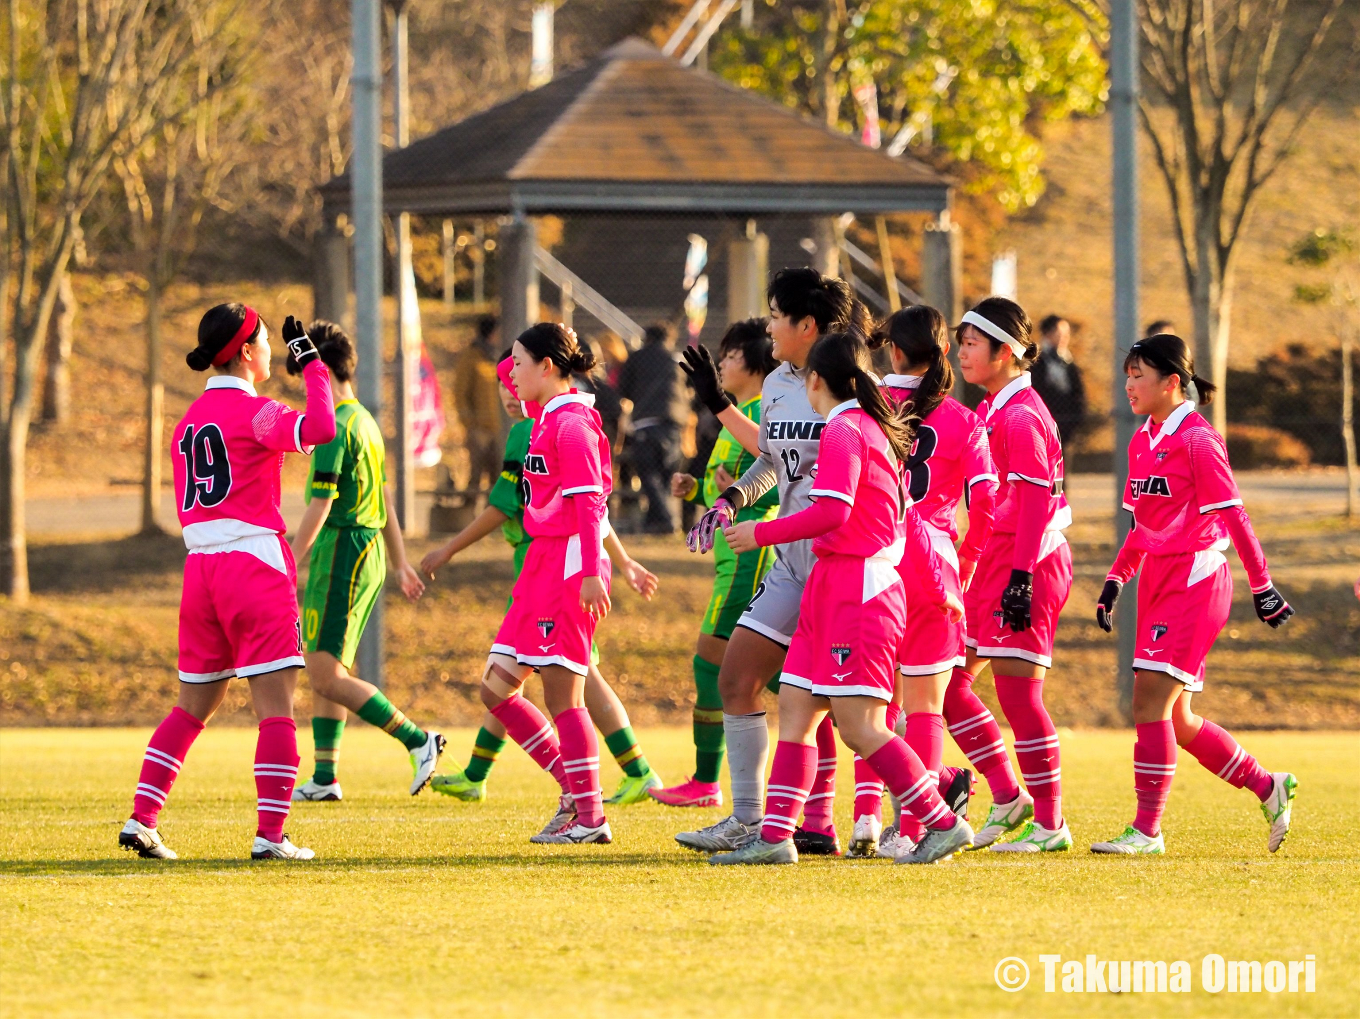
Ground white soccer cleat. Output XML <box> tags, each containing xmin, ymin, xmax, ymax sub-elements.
<box><xmin>709</xmin><ymin>836</ymin><xmax>798</xmax><ymax>865</ymax></box>
<box><xmin>896</xmin><ymin>818</ymin><xmax>974</xmax><ymax>864</ymax></box>
<box><xmin>118</xmin><ymin>818</ymin><xmax>177</xmax><ymax>860</ymax></box>
<box><xmin>675</xmin><ymin>814</ymin><xmax>759</xmax><ymax>853</ymax></box>
<box><xmin>846</xmin><ymin>814</ymin><xmax>883</xmax><ymax>859</ymax></box>
<box><xmin>876</xmin><ymin>823</ymin><xmax>915</xmax><ymax>860</ymax></box>
<box><xmin>292</xmin><ymin>780</ymin><xmax>342</xmax><ymax>802</ymax></box>
<box><xmin>409</xmin><ymin>731</ymin><xmax>446</xmax><ymax>795</ymax></box>
<box><xmin>251</xmin><ymin>833</ymin><xmax>315</xmax><ymax>860</ymax></box>
<box><xmin>532</xmin><ymin>793</ymin><xmax>577</xmax><ymax>841</ymax></box>
<box><xmin>1090</xmin><ymin>825</ymin><xmax>1165</xmax><ymax>855</ymax></box>
<box><xmin>532</xmin><ymin>820</ymin><xmax>613</xmax><ymax>844</ymax></box>
<box><xmin>1261</xmin><ymin>772</ymin><xmax>1297</xmax><ymax>853</ymax></box>
<box><xmin>990</xmin><ymin>819</ymin><xmax>1073</xmax><ymax>853</ymax></box>
<box><xmin>968</xmin><ymin>789</ymin><xmax>1035</xmax><ymax>849</ymax></box>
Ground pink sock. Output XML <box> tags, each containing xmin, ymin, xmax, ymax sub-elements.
<box><xmin>901</xmin><ymin>712</ymin><xmax>945</xmax><ymax>842</ymax></box>
<box><xmin>131</xmin><ymin>706</ymin><xmax>205</xmax><ymax>827</ymax></box>
<box><xmin>853</xmin><ymin>755</ymin><xmax>884</xmax><ymax>822</ymax></box>
<box><xmin>1133</xmin><ymin>720</ymin><xmax>1177</xmax><ymax>837</ymax></box>
<box><xmin>1182</xmin><ymin>720</ymin><xmax>1273</xmax><ymax>800</ymax></box>
<box><xmin>254</xmin><ymin>716</ymin><xmax>299</xmax><ymax>842</ymax></box>
<box><xmin>943</xmin><ymin>668</ymin><xmax>1021</xmax><ymax>803</ymax></box>
<box><xmin>554</xmin><ymin>707</ymin><xmax>603</xmax><ymax>827</ymax></box>
<box><xmin>491</xmin><ymin>695</ymin><xmax>570</xmax><ymax>793</ymax></box>
<box><xmin>800</xmin><ymin>715</ymin><xmax>837</xmax><ymax>835</ymax></box>
<box><xmin>865</xmin><ymin>738</ymin><xmax>955</xmax><ymax>831</ymax></box>
<box><xmin>995</xmin><ymin>676</ymin><xmax>1062</xmax><ymax>829</ymax></box>
<box><xmin>761</xmin><ymin>741</ymin><xmax>817</xmax><ymax>844</ymax></box>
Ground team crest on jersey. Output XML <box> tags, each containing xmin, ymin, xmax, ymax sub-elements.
<box><xmin>1150</xmin><ymin>623</ymin><xmax>1168</xmax><ymax>642</ymax></box>
<box><xmin>1130</xmin><ymin>476</ymin><xmax>1172</xmax><ymax>498</ymax></box>
<box><xmin>830</xmin><ymin>645</ymin><xmax>852</xmax><ymax>666</ymax></box>
<box><xmin>524</xmin><ymin>453</ymin><xmax>548</xmax><ymax>475</ymax></box>
<box><xmin>1155</xmin><ymin>449</ymin><xmax>1169</xmax><ymax>461</ymax></box>
<box><xmin>537</xmin><ymin>618</ymin><xmax>555</xmax><ymax>637</ymax></box>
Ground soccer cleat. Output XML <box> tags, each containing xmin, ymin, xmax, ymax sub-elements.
<box><xmin>1260</xmin><ymin>772</ymin><xmax>1297</xmax><ymax>853</ymax></box>
<box><xmin>793</xmin><ymin>826</ymin><xmax>841</xmax><ymax>856</ymax></box>
<box><xmin>250</xmin><ymin>833</ymin><xmax>315</xmax><ymax>860</ymax></box>
<box><xmin>1090</xmin><ymin>825</ymin><xmax>1165</xmax><ymax>855</ymax></box>
<box><xmin>709</xmin><ymin>836</ymin><xmax>798</xmax><ymax>865</ymax></box>
<box><xmin>967</xmin><ymin>789</ymin><xmax>1035</xmax><ymax>849</ymax></box>
<box><xmin>430</xmin><ymin>765</ymin><xmax>487</xmax><ymax>803</ymax></box>
<box><xmin>990</xmin><ymin>819</ymin><xmax>1073</xmax><ymax>853</ymax></box>
<box><xmin>291</xmin><ymin>780</ymin><xmax>342</xmax><ymax>802</ymax></box>
<box><xmin>532</xmin><ymin>819</ymin><xmax>613</xmax><ymax>844</ymax></box>
<box><xmin>534</xmin><ymin>793</ymin><xmax>577</xmax><ymax>841</ymax></box>
<box><xmin>649</xmin><ymin>776</ymin><xmax>723</xmax><ymax>808</ymax></box>
<box><xmin>942</xmin><ymin>767</ymin><xmax>974</xmax><ymax>820</ymax></box>
<box><xmin>675</xmin><ymin>814</ymin><xmax>759</xmax><ymax>853</ymax></box>
<box><xmin>409</xmin><ymin>731</ymin><xmax>447</xmax><ymax>796</ymax></box>
<box><xmin>896</xmin><ymin>818</ymin><xmax>975</xmax><ymax>864</ymax></box>
<box><xmin>876</xmin><ymin>824</ymin><xmax>915</xmax><ymax>860</ymax></box>
<box><xmin>846</xmin><ymin>815</ymin><xmax>883</xmax><ymax>859</ymax></box>
<box><xmin>605</xmin><ymin>769</ymin><xmax>664</xmax><ymax>805</ymax></box>
<box><xmin>118</xmin><ymin>818</ymin><xmax>177</xmax><ymax>860</ymax></box>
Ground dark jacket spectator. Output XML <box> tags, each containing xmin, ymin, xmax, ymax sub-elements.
<box><xmin>1032</xmin><ymin>315</ymin><xmax>1088</xmax><ymax>449</ymax></box>
<box><xmin>618</xmin><ymin>324</ymin><xmax>687</xmax><ymax>533</ymax></box>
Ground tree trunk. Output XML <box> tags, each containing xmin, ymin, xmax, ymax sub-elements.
<box><xmin>141</xmin><ymin>274</ymin><xmax>165</xmax><ymax>535</ymax></box>
<box><xmin>1188</xmin><ymin>220</ymin><xmax>1231</xmax><ymax>434</ymax></box>
<box><xmin>42</xmin><ymin>272</ymin><xmax>76</xmax><ymax>425</ymax></box>
<box><xmin>1342</xmin><ymin>327</ymin><xmax>1357</xmax><ymax>520</ymax></box>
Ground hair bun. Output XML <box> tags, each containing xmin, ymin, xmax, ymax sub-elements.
<box><xmin>569</xmin><ymin>347</ymin><xmax>597</xmax><ymax>373</ymax></box>
<box><xmin>185</xmin><ymin>347</ymin><xmax>213</xmax><ymax>372</ymax></box>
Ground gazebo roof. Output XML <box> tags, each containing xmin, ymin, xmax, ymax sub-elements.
<box><xmin>320</xmin><ymin>37</ymin><xmax>951</xmax><ymax>216</ymax></box>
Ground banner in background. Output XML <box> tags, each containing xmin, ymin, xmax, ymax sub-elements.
<box><xmin>400</xmin><ymin>258</ymin><xmax>445</xmax><ymax>468</ymax></box>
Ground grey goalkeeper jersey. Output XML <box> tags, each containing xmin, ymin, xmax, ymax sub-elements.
<box><xmin>731</xmin><ymin>361</ymin><xmax>826</xmax><ymax>583</ymax></box>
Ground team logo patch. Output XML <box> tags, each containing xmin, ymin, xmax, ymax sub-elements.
<box><xmin>537</xmin><ymin>618</ymin><xmax>555</xmax><ymax>638</ymax></box>
<box><xmin>830</xmin><ymin>645</ymin><xmax>852</xmax><ymax>666</ymax></box>
<box><xmin>1150</xmin><ymin>624</ymin><xmax>1168</xmax><ymax>642</ymax></box>
<box><xmin>1155</xmin><ymin>449</ymin><xmax>1169</xmax><ymax>461</ymax></box>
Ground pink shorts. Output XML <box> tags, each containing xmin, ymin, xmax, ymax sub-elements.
<box><xmin>897</xmin><ymin>554</ymin><xmax>966</xmax><ymax>676</ymax></box>
<box><xmin>965</xmin><ymin>535</ymin><xmax>1072</xmax><ymax>668</ymax></box>
<box><xmin>492</xmin><ymin>534</ymin><xmax>611</xmax><ymax>677</ymax></box>
<box><xmin>178</xmin><ymin>539</ymin><xmax>304</xmax><ymax>683</ymax></box>
<box><xmin>781</xmin><ymin>555</ymin><xmax>906</xmax><ymax>702</ymax></box>
<box><xmin>1132</xmin><ymin>551</ymin><xmax>1232</xmax><ymax>692</ymax></box>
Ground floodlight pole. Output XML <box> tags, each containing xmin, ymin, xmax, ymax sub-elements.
<box><xmin>352</xmin><ymin>0</ymin><xmax>385</xmax><ymax>687</ymax></box>
<box><xmin>390</xmin><ymin>0</ymin><xmax>416</xmax><ymax>535</ymax></box>
<box><xmin>1111</xmin><ymin>0</ymin><xmax>1141</xmax><ymax>720</ymax></box>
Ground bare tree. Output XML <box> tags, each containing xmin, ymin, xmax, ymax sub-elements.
<box><xmin>1134</xmin><ymin>0</ymin><xmax>1357</xmax><ymax>431</ymax></box>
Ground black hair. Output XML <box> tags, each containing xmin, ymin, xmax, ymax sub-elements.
<box><xmin>643</xmin><ymin>322</ymin><xmax>674</xmax><ymax>346</ymax></box>
<box><xmin>514</xmin><ymin>322</ymin><xmax>596</xmax><ymax>377</ymax></box>
<box><xmin>1123</xmin><ymin>333</ymin><xmax>1216</xmax><ymax>405</ymax></box>
<box><xmin>186</xmin><ymin>302</ymin><xmax>262</xmax><ymax>372</ymax></box>
<box><xmin>477</xmin><ymin>315</ymin><xmax>499</xmax><ymax>341</ymax></box>
<box><xmin>957</xmin><ymin>296</ymin><xmax>1038</xmax><ymax>369</ymax></box>
<box><xmin>877</xmin><ymin>304</ymin><xmax>954</xmax><ymax>436</ymax></box>
<box><xmin>1039</xmin><ymin>314</ymin><xmax>1067</xmax><ymax>336</ymax></box>
<box><xmin>284</xmin><ymin>319</ymin><xmax>355</xmax><ymax>381</ymax></box>
<box><xmin>718</xmin><ymin>317</ymin><xmax>777</xmax><ymax>378</ymax></box>
<box><xmin>806</xmin><ymin>330</ymin><xmax>913</xmax><ymax>462</ymax></box>
<box><xmin>766</xmin><ymin>267</ymin><xmax>868</xmax><ymax>337</ymax></box>
<box><xmin>1144</xmin><ymin>319</ymin><xmax>1175</xmax><ymax>338</ymax></box>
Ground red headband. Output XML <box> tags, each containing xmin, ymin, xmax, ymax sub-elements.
<box><xmin>211</xmin><ymin>306</ymin><xmax>260</xmax><ymax>366</ymax></box>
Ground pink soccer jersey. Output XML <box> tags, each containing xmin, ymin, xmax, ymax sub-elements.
<box><xmin>521</xmin><ymin>391</ymin><xmax>611</xmax><ymax>569</ymax></box>
<box><xmin>173</xmin><ymin>362</ymin><xmax>335</xmax><ymax>551</ymax></box>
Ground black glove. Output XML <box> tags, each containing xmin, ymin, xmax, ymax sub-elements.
<box><xmin>1253</xmin><ymin>585</ymin><xmax>1294</xmax><ymax>628</ymax></box>
<box><xmin>1095</xmin><ymin>579</ymin><xmax>1122</xmax><ymax>633</ymax></box>
<box><xmin>680</xmin><ymin>344</ymin><xmax>731</xmax><ymax>415</ymax></box>
<box><xmin>283</xmin><ymin>315</ymin><xmax>319</xmax><ymax>373</ymax></box>
<box><xmin>1000</xmin><ymin>569</ymin><xmax>1033</xmax><ymax>632</ymax></box>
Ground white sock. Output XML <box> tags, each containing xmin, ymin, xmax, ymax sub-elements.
<box><xmin>724</xmin><ymin>711</ymin><xmax>769</xmax><ymax>825</ymax></box>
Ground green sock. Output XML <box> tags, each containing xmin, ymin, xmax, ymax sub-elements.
<box><xmin>311</xmin><ymin>717</ymin><xmax>345</xmax><ymax>785</ymax></box>
<box><xmin>693</xmin><ymin>655</ymin><xmax>725</xmax><ymax>784</ymax></box>
<box><xmin>464</xmin><ymin>726</ymin><xmax>506</xmax><ymax>784</ymax></box>
<box><xmin>604</xmin><ymin>725</ymin><xmax>650</xmax><ymax>779</ymax></box>
<box><xmin>356</xmin><ymin>692</ymin><xmax>427</xmax><ymax>751</ymax></box>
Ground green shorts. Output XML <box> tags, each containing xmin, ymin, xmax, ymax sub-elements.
<box><xmin>701</xmin><ymin>543</ymin><xmax>776</xmax><ymax>640</ymax></box>
<box><xmin>303</xmin><ymin>525</ymin><xmax>385</xmax><ymax>669</ymax></box>
<box><xmin>504</xmin><ymin>591</ymin><xmax>600</xmax><ymax>666</ymax></box>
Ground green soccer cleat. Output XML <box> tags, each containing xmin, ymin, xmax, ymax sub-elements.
<box><xmin>1090</xmin><ymin>825</ymin><xmax>1165</xmax><ymax>855</ymax></box>
<box><xmin>605</xmin><ymin>769</ymin><xmax>664</xmax><ymax>805</ymax></box>
<box><xmin>1260</xmin><ymin>772</ymin><xmax>1297</xmax><ymax>853</ymax></box>
<box><xmin>430</xmin><ymin>764</ymin><xmax>487</xmax><ymax>803</ymax></box>
<box><xmin>967</xmin><ymin>790</ymin><xmax>1034</xmax><ymax>849</ymax></box>
<box><xmin>709</xmin><ymin>836</ymin><xmax>798</xmax><ymax>866</ymax></box>
<box><xmin>989</xmin><ymin>819</ymin><xmax>1073</xmax><ymax>853</ymax></box>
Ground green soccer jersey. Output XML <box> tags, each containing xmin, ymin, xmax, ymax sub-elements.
<box><xmin>694</xmin><ymin>396</ymin><xmax>779</xmax><ymax>524</ymax></box>
<box><xmin>307</xmin><ymin>399</ymin><xmax>388</xmax><ymax>529</ymax></box>
<box><xmin>487</xmin><ymin>416</ymin><xmax>534</xmax><ymax>575</ymax></box>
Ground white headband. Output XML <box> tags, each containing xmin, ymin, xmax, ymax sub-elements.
<box><xmin>961</xmin><ymin>310</ymin><xmax>1028</xmax><ymax>358</ymax></box>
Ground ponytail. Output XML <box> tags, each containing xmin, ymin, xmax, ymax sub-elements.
<box><xmin>806</xmin><ymin>331</ymin><xmax>913</xmax><ymax>462</ymax></box>
<box><xmin>877</xmin><ymin>305</ymin><xmax>954</xmax><ymax>442</ymax></box>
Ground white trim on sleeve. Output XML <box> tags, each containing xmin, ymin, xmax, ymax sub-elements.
<box><xmin>562</xmin><ymin>484</ymin><xmax>604</xmax><ymax>496</ymax></box>
<box><xmin>808</xmin><ymin>487</ymin><xmax>854</xmax><ymax>505</ymax></box>
<box><xmin>967</xmin><ymin>473</ymin><xmax>999</xmax><ymax>488</ymax></box>
<box><xmin>1006</xmin><ymin>471</ymin><xmax>1052</xmax><ymax>488</ymax></box>
<box><xmin>1199</xmin><ymin>498</ymin><xmax>1243</xmax><ymax>513</ymax></box>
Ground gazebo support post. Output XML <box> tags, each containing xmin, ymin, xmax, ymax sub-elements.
<box><xmin>500</xmin><ymin>216</ymin><xmax>540</xmax><ymax>341</ymax></box>
<box><xmin>813</xmin><ymin>217</ymin><xmax>839</xmax><ymax>277</ymax></box>
<box><xmin>922</xmin><ymin>209</ymin><xmax>963</xmax><ymax>393</ymax></box>
<box><xmin>313</xmin><ymin>217</ymin><xmax>350</xmax><ymax>330</ymax></box>
<box><xmin>727</xmin><ymin>219</ymin><xmax>768</xmax><ymax>324</ymax></box>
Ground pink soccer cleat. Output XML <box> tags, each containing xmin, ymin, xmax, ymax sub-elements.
<box><xmin>648</xmin><ymin>776</ymin><xmax>723</xmax><ymax>808</ymax></box>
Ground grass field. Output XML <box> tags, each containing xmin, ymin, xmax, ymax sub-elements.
<box><xmin>1</xmin><ymin>726</ymin><xmax>1356</xmax><ymax>1018</ymax></box>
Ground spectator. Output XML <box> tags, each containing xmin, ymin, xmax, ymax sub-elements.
<box><xmin>452</xmin><ymin>315</ymin><xmax>504</xmax><ymax>492</ymax></box>
<box><xmin>618</xmin><ymin>322</ymin><xmax>688</xmax><ymax>534</ymax></box>
<box><xmin>1032</xmin><ymin>314</ymin><xmax>1088</xmax><ymax>450</ymax></box>
<box><xmin>1144</xmin><ymin>319</ymin><xmax>1176</xmax><ymax>338</ymax></box>
<box><xmin>573</xmin><ymin>339</ymin><xmax>624</xmax><ymax>451</ymax></box>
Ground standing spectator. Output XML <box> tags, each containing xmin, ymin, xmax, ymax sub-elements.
<box><xmin>1032</xmin><ymin>314</ymin><xmax>1088</xmax><ymax>450</ymax></box>
<box><xmin>1144</xmin><ymin>319</ymin><xmax>1176</xmax><ymax>338</ymax></box>
<box><xmin>453</xmin><ymin>315</ymin><xmax>504</xmax><ymax>493</ymax></box>
<box><xmin>618</xmin><ymin>323</ymin><xmax>688</xmax><ymax>534</ymax></box>
<box><xmin>574</xmin><ymin>339</ymin><xmax>624</xmax><ymax>452</ymax></box>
